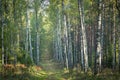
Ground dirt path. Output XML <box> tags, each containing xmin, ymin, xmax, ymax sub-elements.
<box><xmin>39</xmin><ymin>51</ymin><xmax>67</xmax><ymax>80</ymax></box>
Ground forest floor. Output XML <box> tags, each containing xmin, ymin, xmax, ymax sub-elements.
<box><xmin>1</xmin><ymin>60</ymin><xmax>120</xmax><ymax>80</ymax></box>
<box><xmin>1</xmin><ymin>51</ymin><xmax>120</xmax><ymax>80</ymax></box>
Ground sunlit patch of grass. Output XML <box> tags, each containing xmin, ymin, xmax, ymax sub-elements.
<box><xmin>63</xmin><ymin>68</ymin><xmax>70</xmax><ymax>73</ymax></box>
<box><xmin>39</xmin><ymin>70</ymin><xmax>47</xmax><ymax>75</ymax></box>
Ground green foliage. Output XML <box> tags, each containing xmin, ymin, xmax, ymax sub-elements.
<box><xmin>25</xmin><ymin>54</ymin><xmax>34</xmax><ymax>66</ymax></box>
<box><xmin>107</xmin><ymin>43</ymin><xmax>113</xmax><ymax>68</ymax></box>
<box><xmin>17</xmin><ymin>50</ymin><xmax>33</xmax><ymax>66</ymax></box>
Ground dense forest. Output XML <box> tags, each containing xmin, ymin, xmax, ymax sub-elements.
<box><xmin>0</xmin><ymin>0</ymin><xmax>120</xmax><ymax>80</ymax></box>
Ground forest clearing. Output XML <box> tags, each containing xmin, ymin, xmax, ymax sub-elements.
<box><xmin>0</xmin><ymin>0</ymin><xmax>120</xmax><ymax>80</ymax></box>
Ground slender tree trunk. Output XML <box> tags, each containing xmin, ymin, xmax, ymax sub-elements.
<box><xmin>72</xmin><ymin>20</ymin><xmax>76</xmax><ymax>67</ymax></box>
<box><xmin>56</xmin><ymin>11</ymin><xmax>60</xmax><ymax>61</ymax></box>
<box><xmin>56</xmin><ymin>9</ymin><xmax>63</xmax><ymax>62</ymax></box>
<box><xmin>35</xmin><ymin>9</ymin><xmax>40</xmax><ymax>65</ymax></box>
<box><xmin>25</xmin><ymin>8</ymin><xmax>29</xmax><ymax>56</ymax></box>
<box><xmin>64</xmin><ymin>15</ymin><xmax>69</xmax><ymax>69</ymax></box>
<box><xmin>89</xmin><ymin>9</ymin><xmax>93</xmax><ymax>68</ymax></box>
<box><xmin>13</xmin><ymin>0</ymin><xmax>17</xmax><ymax>65</ymax></box>
<box><xmin>77</xmin><ymin>19</ymin><xmax>81</xmax><ymax>69</ymax></box>
<box><xmin>54</xmin><ymin>28</ymin><xmax>59</xmax><ymax>61</ymax></box>
<box><xmin>36</xmin><ymin>32</ymin><xmax>40</xmax><ymax>65</ymax></box>
<box><xmin>29</xmin><ymin>27</ymin><xmax>33</xmax><ymax>62</ymax></box>
<box><xmin>28</xmin><ymin>10</ymin><xmax>33</xmax><ymax>62</ymax></box>
<box><xmin>81</xmin><ymin>32</ymin><xmax>84</xmax><ymax>70</ymax></box>
<box><xmin>101</xmin><ymin>2</ymin><xmax>104</xmax><ymax>71</ymax></box>
<box><xmin>102</xmin><ymin>2</ymin><xmax>105</xmax><ymax>68</ymax></box>
<box><xmin>78</xmin><ymin>0</ymin><xmax>88</xmax><ymax>72</ymax></box>
<box><xmin>26</xmin><ymin>0</ymin><xmax>33</xmax><ymax>62</ymax></box>
<box><xmin>113</xmin><ymin>4</ymin><xmax>116</xmax><ymax>71</ymax></box>
<box><xmin>67</xmin><ymin>14</ymin><xmax>73</xmax><ymax>68</ymax></box>
<box><xmin>75</xmin><ymin>24</ymin><xmax>78</xmax><ymax>67</ymax></box>
<box><xmin>95</xmin><ymin>0</ymin><xmax>102</xmax><ymax>74</ymax></box>
<box><xmin>2</xmin><ymin>20</ymin><xmax>4</xmax><ymax>65</ymax></box>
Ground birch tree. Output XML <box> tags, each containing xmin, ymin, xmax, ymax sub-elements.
<box><xmin>94</xmin><ymin>0</ymin><xmax>102</xmax><ymax>74</ymax></box>
<box><xmin>63</xmin><ymin>14</ymin><xmax>69</xmax><ymax>69</ymax></box>
<box><xmin>34</xmin><ymin>0</ymin><xmax>41</xmax><ymax>65</ymax></box>
<box><xmin>78</xmin><ymin>0</ymin><xmax>88</xmax><ymax>72</ymax></box>
<box><xmin>26</xmin><ymin>0</ymin><xmax>33</xmax><ymax>61</ymax></box>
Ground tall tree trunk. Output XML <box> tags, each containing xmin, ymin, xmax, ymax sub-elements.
<box><xmin>26</xmin><ymin>0</ymin><xmax>33</xmax><ymax>62</ymax></box>
<box><xmin>36</xmin><ymin>32</ymin><xmax>40</xmax><ymax>65</ymax></box>
<box><xmin>25</xmin><ymin>8</ymin><xmax>29</xmax><ymax>57</ymax></box>
<box><xmin>35</xmin><ymin>9</ymin><xmax>40</xmax><ymax>65</ymax></box>
<box><xmin>95</xmin><ymin>0</ymin><xmax>102</xmax><ymax>74</ymax></box>
<box><xmin>101</xmin><ymin>2</ymin><xmax>104</xmax><ymax>71</ymax></box>
<box><xmin>80</xmin><ymin>30</ymin><xmax>84</xmax><ymax>70</ymax></box>
<box><xmin>66</xmin><ymin>14</ymin><xmax>73</xmax><ymax>68</ymax></box>
<box><xmin>63</xmin><ymin>15</ymin><xmax>69</xmax><ymax>69</ymax></box>
<box><xmin>1</xmin><ymin>19</ymin><xmax>4</xmax><ymax>65</ymax></box>
<box><xmin>58</xmin><ymin>10</ymin><xmax>63</xmax><ymax>62</ymax></box>
<box><xmin>113</xmin><ymin>4</ymin><xmax>116</xmax><ymax>71</ymax></box>
<box><xmin>78</xmin><ymin>0</ymin><xmax>88</xmax><ymax>72</ymax></box>
<box><xmin>56</xmin><ymin>10</ymin><xmax>60</xmax><ymax>61</ymax></box>
<box><xmin>13</xmin><ymin>0</ymin><xmax>17</xmax><ymax>65</ymax></box>
<box><xmin>28</xmin><ymin>10</ymin><xmax>33</xmax><ymax>62</ymax></box>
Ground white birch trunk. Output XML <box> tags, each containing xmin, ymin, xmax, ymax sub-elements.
<box><xmin>81</xmin><ymin>34</ymin><xmax>84</xmax><ymax>69</ymax></box>
<box><xmin>27</xmin><ymin>10</ymin><xmax>33</xmax><ymax>61</ymax></box>
<box><xmin>96</xmin><ymin>0</ymin><xmax>102</xmax><ymax>73</ymax></box>
<box><xmin>78</xmin><ymin>0</ymin><xmax>88</xmax><ymax>72</ymax></box>
<box><xmin>64</xmin><ymin>15</ymin><xmax>69</xmax><ymax>69</ymax></box>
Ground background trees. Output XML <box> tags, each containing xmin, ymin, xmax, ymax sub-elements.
<box><xmin>0</xmin><ymin>0</ymin><xmax>120</xmax><ymax>76</ymax></box>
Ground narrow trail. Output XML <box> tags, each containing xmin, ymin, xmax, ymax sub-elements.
<box><xmin>41</xmin><ymin>60</ymin><xmax>64</xmax><ymax>80</ymax></box>
<box><xmin>39</xmin><ymin>51</ymin><xmax>67</xmax><ymax>80</ymax></box>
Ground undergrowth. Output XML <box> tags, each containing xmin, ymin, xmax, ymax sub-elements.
<box><xmin>0</xmin><ymin>64</ymin><xmax>120</xmax><ymax>80</ymax></box>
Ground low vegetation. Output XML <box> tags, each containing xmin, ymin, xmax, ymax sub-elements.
<box><xmin>0</xmin><ymin>63</ymin><xmax>120</xmax><ymax>80</ymax></box>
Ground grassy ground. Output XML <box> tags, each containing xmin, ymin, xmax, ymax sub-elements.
<box><xmin>1</xmin><ymin>49</ymin><xmax>119</xmax><ymax>80</ymax></box>
<box><xmin>0</xmin><ymin>60</ymin><xmax>120</xmax><ymax>80</ymax></box>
